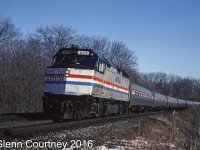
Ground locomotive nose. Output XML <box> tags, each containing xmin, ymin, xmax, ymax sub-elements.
<box><xmin>44</xmin><ymin>68</ymin><xmax>68</xmax><ymax>94</ymax></box>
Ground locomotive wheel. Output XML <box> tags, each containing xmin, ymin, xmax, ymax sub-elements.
<box><xmin>73</xmin><ymin>109</ymin><xmax>82</xmax><ymax>120</ymax></box>
<box><xmin>118</xmin><ymin>104</ymin><xmax>123</xmax><ymax>115</ymax></box>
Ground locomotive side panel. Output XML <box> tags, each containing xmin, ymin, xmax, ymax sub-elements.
<box><xmin>105</xmin><ymin>67</ymin><xmax>129</xmax><ymax>101</ymax></box>
<box><xmin>121</xmin><ymin>76</ymin><xmax>130</xmax><ymax>101</ymax></box>
<box><xmin>92</xmin><ymin>71</ymin><xmax>104</xmax><ymax>98</ymax></box>
<box><xmin>93</xmin><ymin>67</ymin><xmax>129</xmax><ymax>101</ymax></box>
<box><xmin>103</xmin><ymin>67</ymin><xmax>114</xmax><ymax>99</ymax></box>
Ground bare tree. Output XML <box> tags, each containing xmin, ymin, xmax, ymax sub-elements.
<box><xmin>35</xmin><ymin>25</ymin><xmax>76</xmax><ymax>61</ymax></box>
<box><xmin>0</xmin><ymin>17</ymin><xmax>22</xmax><ymax>112</ymax></box>
<box><xmin>138</xmin><ymin>72</ymin><xmax>200</xmax><ymax>102</ymax></box>
<box><xmin>0</xmin><ymin>17</ymin><xmax>20</xmax><ymax>49</ymax></box>
<box><xmin>107</xmin><ymin>41</ymin><xmax>138</xmax><ymax>81</ymax></box>
<box><xmin>108</xmin><ymin>41</ymin><xmax>137</xmax><ymax>69</ymax></box>
<box><xmin>75</xmin><ymin>35</ymin><xmax>111</xmax><ymax>56</ymax></box>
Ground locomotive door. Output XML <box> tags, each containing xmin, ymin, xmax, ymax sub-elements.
<box><xmin>112</xmin><ymin>70</ymin><xmax>115</xmax><ymax>99</ymax></box>
<box><xmin>102</xmin><ymin>66</ymin><xmax>107</xmax><ymax>98</ymax></box>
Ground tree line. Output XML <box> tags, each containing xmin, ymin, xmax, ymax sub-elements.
<box><xmin>0</xmin><ymin>17</ymin><xmax>199</xmax><ymax>112</ymax></box>
<box><xmin>138</xmin><ymin>72</ymin><xmax>200</xmax><ymax>102</ymax></box>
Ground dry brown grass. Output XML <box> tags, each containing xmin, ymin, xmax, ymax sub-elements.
<box><xmin>100</xmin><ymin>106</ymin><xmax>200</xmax><ymax>149</ymax></box>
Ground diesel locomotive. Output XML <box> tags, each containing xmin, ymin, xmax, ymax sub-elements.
<box><xmin>42</xmin><ymin>45</ymin><xmax>200</xmax><ymax>121</ymax></box>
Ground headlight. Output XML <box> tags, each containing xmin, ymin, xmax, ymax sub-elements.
<box><xmin>65</xmin><ymin>70</ymin><xmax>70</xmax><ymax>77</ymax></box>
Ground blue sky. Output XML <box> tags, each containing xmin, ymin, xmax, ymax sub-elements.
<box><xmin>1</xmin><ymin>0</ymin><xmax>200</xmax><ymax>79</ymax></box>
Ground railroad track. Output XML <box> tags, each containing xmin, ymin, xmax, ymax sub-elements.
<box><xmin>0</xmin><ymin>112</ymin><xmax>53</xmax><ymax>123</ymax></box>
<box><xmin>0</xmin><ymin>111</ymin><xmax>165</xmax><ymax>139</ymax></box>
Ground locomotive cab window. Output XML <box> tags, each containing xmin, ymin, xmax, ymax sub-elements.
<box><xmin>52</xmin><ymin>50</ymin><xmax>98</xmax><ymax>69</ymax></box>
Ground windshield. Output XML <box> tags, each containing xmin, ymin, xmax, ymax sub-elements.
<box><xmin>52</xmin><ymin>54</ymin><xmax>98</xmax><ymax>69</ymax></box>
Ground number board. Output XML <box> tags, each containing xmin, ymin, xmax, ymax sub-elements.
<box><xmin>77</xmin><ymin>51</ymin><xmax>90</xmax><ymax>55</ymax></box>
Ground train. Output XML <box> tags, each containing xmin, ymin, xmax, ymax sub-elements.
<box><xmin>42</xmin><ymin>45</ymin><xmax>200</xmax><ymax>121</ymax></box>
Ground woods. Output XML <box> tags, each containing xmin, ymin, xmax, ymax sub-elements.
<box><xmin>0</xmin><ymin>17</ymin><xmax>199</xmax><ymax>112</ymax></box>
<box><xmin>138</xmin><ymin>72</ymin><xmax>200</xmax><ymax>101</ymax></box>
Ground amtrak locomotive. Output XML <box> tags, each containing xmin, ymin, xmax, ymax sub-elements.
<box><xmin>43</xmin><ymin>45</ymin><xmax>200</xmax><ymax>121</ymax></box>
